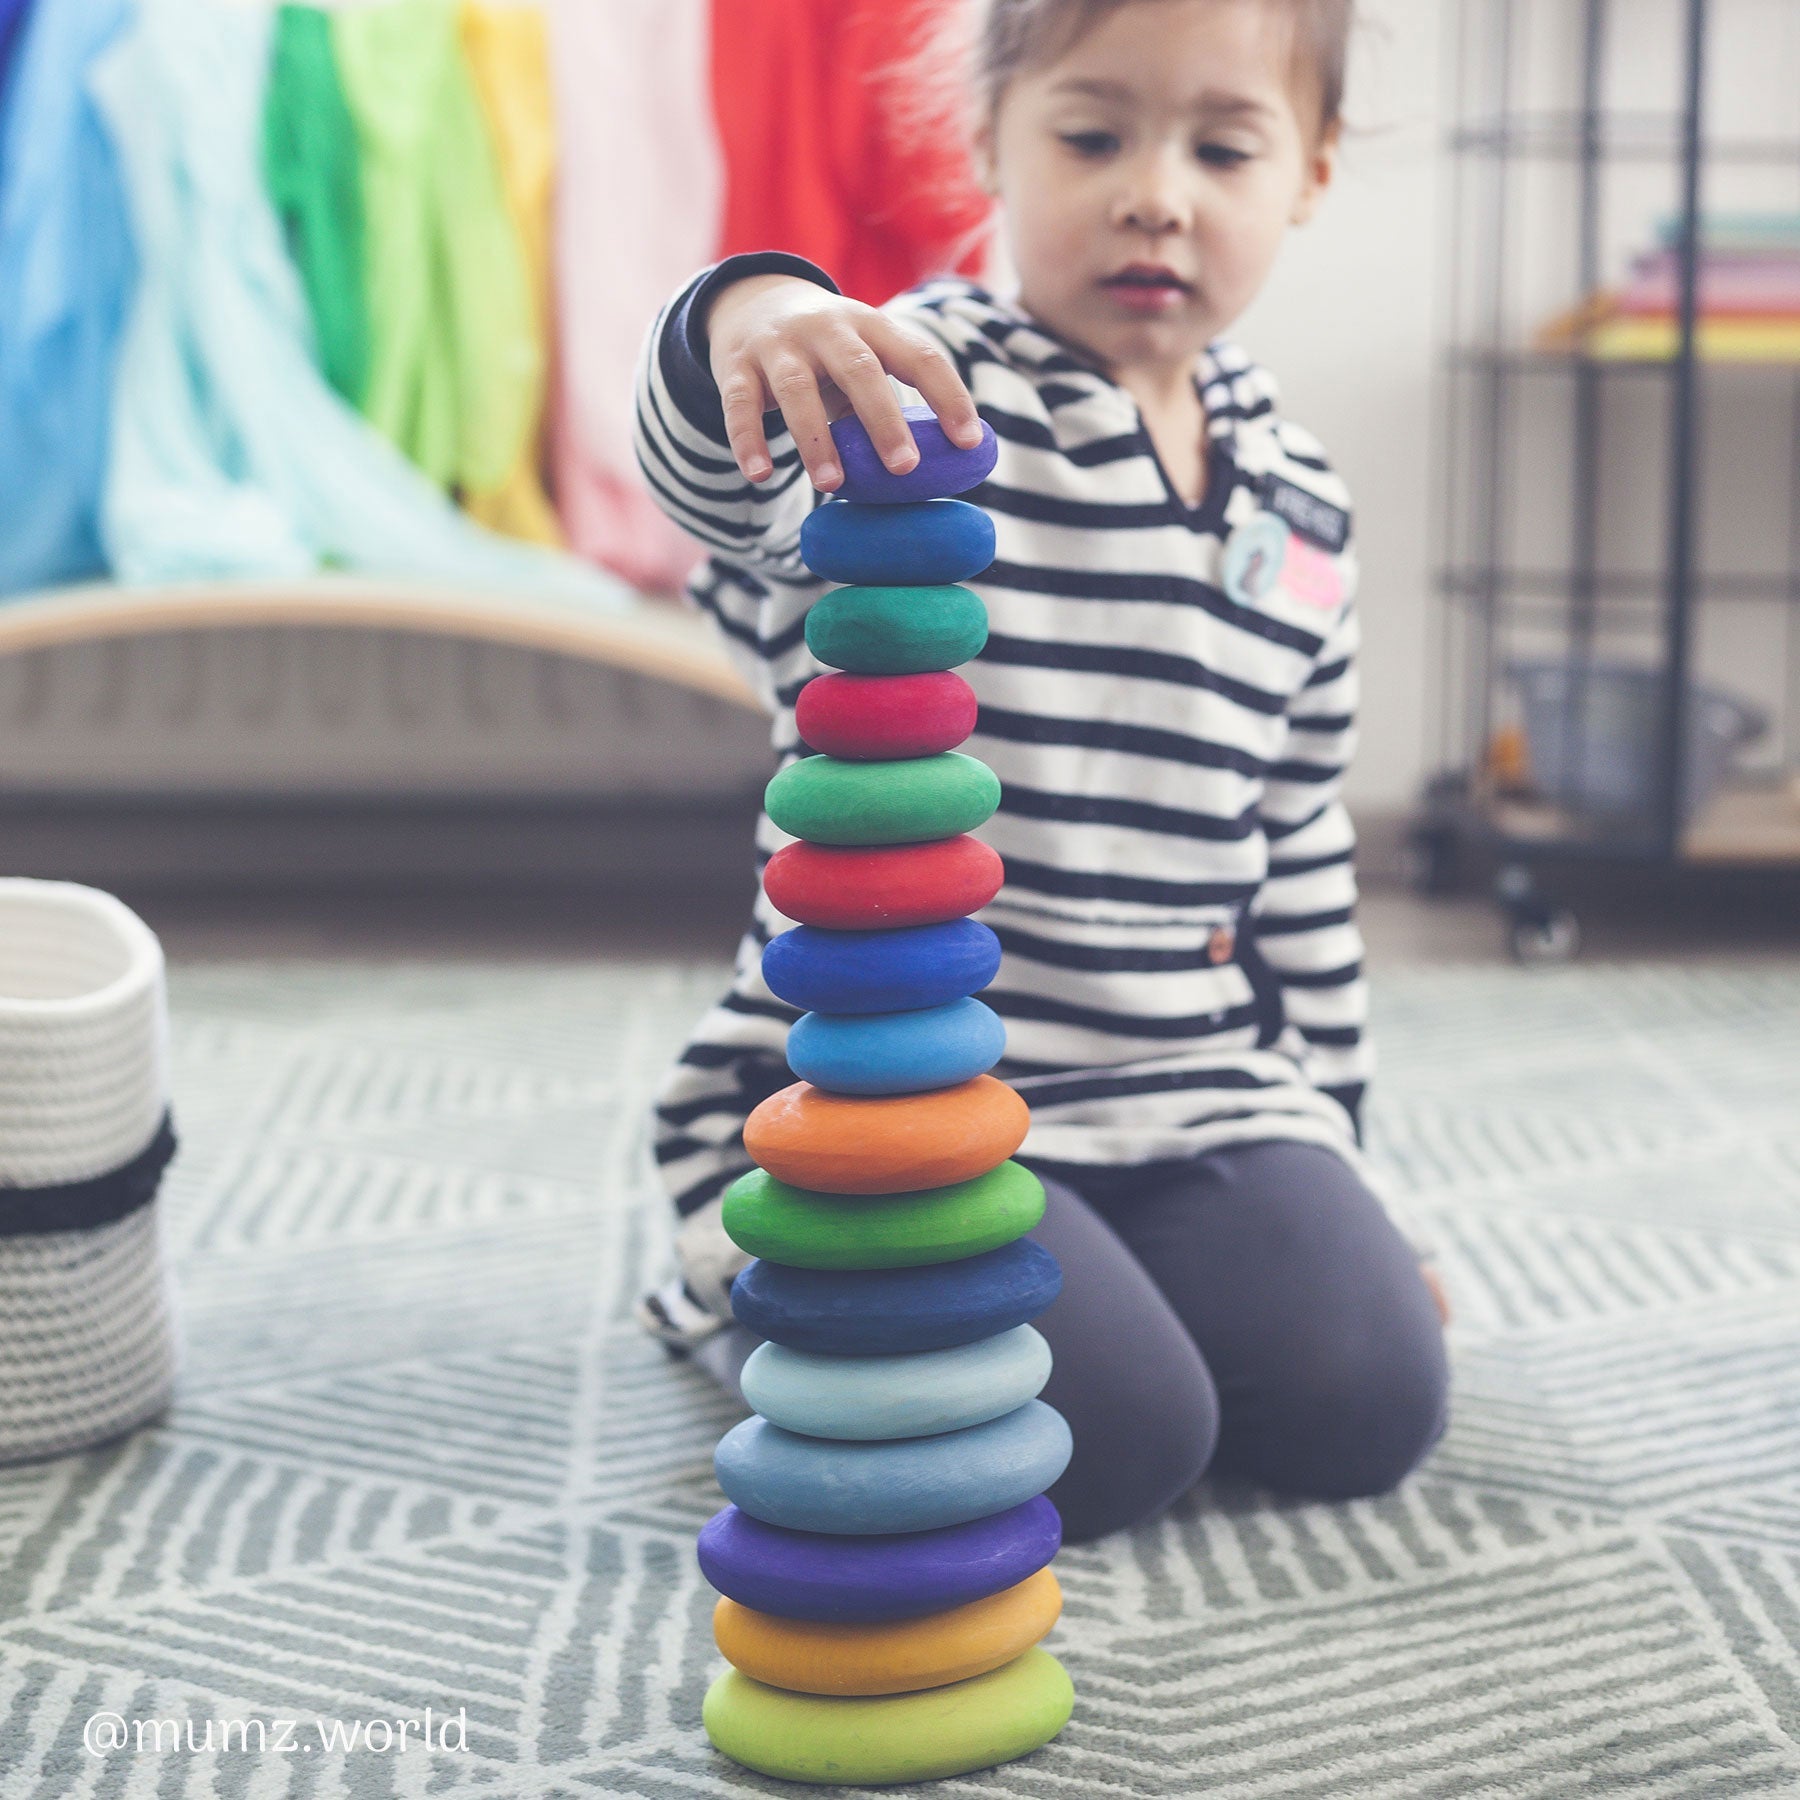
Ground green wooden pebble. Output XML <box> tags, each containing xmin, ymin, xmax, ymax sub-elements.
<box><xmin>703</xmin><ymin>1647</ymin><xmax>1073</xmax><ymax>1786</ymax></box>
<box><xmin>766</xmin><ymin>752</ymin><xmax>1000</xmax><ymax>846</ymax></box>
<box><xmin>722</xmin><ymin>1161</ymin><xmax>1045</xmax><ymax>1269</ymax></box>
<box><xmin>806</xmin><ymin>584</ymin><xmax>988</xmax><ymax>675</ymax></box>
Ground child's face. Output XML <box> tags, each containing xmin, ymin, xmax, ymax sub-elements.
<box><xmin>978</xmin><ymin>0</ymin><xmax>1335</xmax><ymax>388</ymax></box>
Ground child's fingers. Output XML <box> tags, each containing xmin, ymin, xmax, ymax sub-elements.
<box><xmin>764</xmin><ymin>355</ymin><xmax>842</xmax><ymax>490</ymax></box>
<box><xmin>718</xmin><ymin>361</ymin><xmax>776</xmax><ymax>482</ymax></box>
<box><xmin>819</xmin><ymin>333</ymin><xmax>921</xmax><ymax>475</ymax></box>
<box><xmin>869</xmin><ymin>318</ymin><xmax>984</xmax><ymax>449</ymax></box>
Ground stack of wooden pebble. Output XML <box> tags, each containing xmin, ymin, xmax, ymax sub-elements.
<box><xmin>697</xmin><ymin>407</ymin><xmax>1076</xmax><ymax>1787</ymax></box>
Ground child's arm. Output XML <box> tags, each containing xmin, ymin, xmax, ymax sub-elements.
<box><xmin>632</xmin><ymin>253</ymin><xmax>981</xmax><ymax>577</ymax></box>
<box><xmin>1249</xmin><ymin>599</ymin><xmax>1373</xmax><ymax>1137</ymax></box>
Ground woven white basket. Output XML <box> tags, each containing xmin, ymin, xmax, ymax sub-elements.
<box><xmin>0</xmin><ymin>880</ymin><xmax>179</xmax><ymax>1463</ymax></box>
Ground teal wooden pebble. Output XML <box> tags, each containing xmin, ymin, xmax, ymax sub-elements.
<box><xmin>805</xmin><ymin>584</ymin><xmax>988</xmax><ymax>675</ymax></box>
<box><xmin>787</xmin><ymin>997</ymin><xmax>1006</xmax><ymax>1095</ymax></box>
<box><xmin>765</xmin><ymin>752</ymin><xmax>999</xmax><ymax>847</ymax></box>
<box><xmin>800</xmin><ymin>499</ymin><xmax>996</xmax><ymax>587</ymax></box>
<box><xmin>714</xmin><ymin>1400</ymin><xmax>1073</xmax><ymax>1535</ymax></box>
<box><xmin>741</xmin><ymin>1325</ymin><xmax>1053</xmax><ymax>1441</ymax></box>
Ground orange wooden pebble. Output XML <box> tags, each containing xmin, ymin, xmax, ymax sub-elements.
<box><xmin>744</xmin><ymin>1076</ymin><xmax>1029</xmax><ymax>1195</ymax></box>
<box><xmin>714</xmin><ymin>1569</ymin><xmax>1062</xmax><ymax>1697</ymax></box>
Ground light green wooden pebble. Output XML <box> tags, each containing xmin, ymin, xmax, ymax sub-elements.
<box><xmin>703</xmin><ymin>1647</ymin><xmax>1073</xmax><ymax>1786</ymax></box>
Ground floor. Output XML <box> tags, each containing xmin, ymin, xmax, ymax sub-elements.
<box><xmin>120</xmin><ymin>875</ymin><xmax>1800</xmax><ymax>971</ymax></box>
<box><xmin>1</xmin><ymin>882</ymin><xmax>1797</xmax><ymax>1796</ymax></box>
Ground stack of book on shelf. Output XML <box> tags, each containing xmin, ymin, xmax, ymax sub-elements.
<box><xmin>1536</xmin><ymin>213</ymin><xmax>1800</xmax><ymax>362</ymax></box>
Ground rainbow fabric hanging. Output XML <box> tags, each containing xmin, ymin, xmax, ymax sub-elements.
<box><xmin>0</xmin><ymin>0</ymin><xmax>989</xmax><ymax>596</ymax></box>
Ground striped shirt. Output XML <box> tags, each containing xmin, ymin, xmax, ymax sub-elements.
<box><xmin>634</xmin><ymin>253</ymin><xmax>1374</xmax><ymax>1346</ymax></box>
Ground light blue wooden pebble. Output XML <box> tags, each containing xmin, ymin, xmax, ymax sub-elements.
<box><xmin>741</xmin><ymin>1325</ymin><xmax>1052</xmax><ymax>1441</ymax></box>
<box><xmin>786</xmin><ymin>998</ymin><xmax>1006</xmax><ymax>1096</ymax></box>
<box><xmin>714</xmin><ymin>1400</ymin><xmax>1073</xmax><ymax>1535</ymax></box>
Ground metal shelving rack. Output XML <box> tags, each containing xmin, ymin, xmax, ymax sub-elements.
<box><xmin>1418</xmin><ymin>0</ymin><xmax>1800</xmax><ymax>958</ymax></box>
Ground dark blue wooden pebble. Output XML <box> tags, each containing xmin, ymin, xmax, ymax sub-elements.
<box><xmin>831</xmin><ymin>407</ymin><xmax>999</xmax><ymax>504</ymax></box>
<box><xmin>800</xmin><ymin>499</ymin><xmax>996</xmax><ymax>586</ymax></box>
<box><xmin>713</xmin><ymin>1401</ymin><xmax>1073</xmax><ymax>1535</ymax></box>
<box><xmin>730</xmin><ymin>1239</ymin><xmax>1063</xmax><ymax>1355</ymax></box>
<box><xmin>787</xmin><ymin>997</ymin><xmax>1006</xmax><ymax>1095</ymax></box>
<box><xmin>761</xmin><ymin>919</ymin><xmax>1001</xmax><ymax>1016</ymax></box>
<box><xmin>696</xmin><ymin>1496</ymin><xmax>1063</xmax><ymax>1623</ymax></box>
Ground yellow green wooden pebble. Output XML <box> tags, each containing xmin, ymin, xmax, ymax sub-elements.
<box><xmin>722</xmin><ymin>1161</ymin><xmax>1045</xmax><ymax>1269</ymax></box>
<box><xmin>702</xmin><ymin>1646</ymin><xmax>1073</xmax><ymax>1785</ymax></box>
<box><xmin>765</xmin><ymin>752</ymin><xmax>1000</xmax><ymax>846</ymax></box>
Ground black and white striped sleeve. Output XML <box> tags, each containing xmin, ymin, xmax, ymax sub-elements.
<box><xmin>632</xmin><ymin>252</ymin><xmax>841</xmax><ymax>584</ymax></box>
<box><xmin>1251</xmin><ymin>595</ymin><xmax>1373</xmax><ymax>1120</ymax></box>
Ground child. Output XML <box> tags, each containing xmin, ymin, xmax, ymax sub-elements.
<box><xmin>634</xmin><ymin>0</ymin><xmax>1448</xmax><ymax>1544</ymax></box>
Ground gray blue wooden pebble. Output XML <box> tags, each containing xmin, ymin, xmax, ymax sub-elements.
<box><xmin>740</xmin><ymin>1325</ymin><xmax>1052</xmax><ymax>1440</ymax></box>
<box><xmin>800</xmin><ymin>499</ymin><xmax>996</xmax><ymax>587</ymax></box>
<box><xmin>714</xmin><ymin>1400</ymin><xmax>1073</xmax><ymax>1534</ymax></box>
<box><xmin>830</xmin><ymin>406</ymin><xmax>999</xmax><ymax>505</ymax></box>
<box><xmin>761</xmin><ymin>919</ymin><xmax>1001</xmax><ymax>1015</ymax></box>
<box><xmin>786</xmin><ymin>996</ymin><xmax>1006</xmax><ymax>1094</ymax></box>
<box><xmin>731</xmin><ymin>1238</ymin><xmax>1063</xmax><ymax>1355</ymax></box>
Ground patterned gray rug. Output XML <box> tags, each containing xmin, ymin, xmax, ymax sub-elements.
<box><xmin>1</xmin><ymin>958</ymin><xmax>1798</xmax><ymax>1798</ymax></box>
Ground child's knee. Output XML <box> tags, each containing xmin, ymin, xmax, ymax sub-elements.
<box><xmin>1045</xmin><ymin>1349</ymin><xmax>1219</xmax><ymax>1544</ymax></box>
<box><xmin>1222</xmin><ymin>1301</ymin><xmax>1450</xmax><ymax>1500</ymax></box>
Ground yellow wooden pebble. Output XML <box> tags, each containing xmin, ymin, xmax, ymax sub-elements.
<box><xmin>714</xmin><ymin>1568</ymin><xmax>1062</xmax><ymax>1696</ymax></box>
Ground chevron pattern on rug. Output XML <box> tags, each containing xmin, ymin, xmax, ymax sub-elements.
<box><xmin>0</xmin><ymin>960</ymin><xmax>1796</xmax><ymax>1796</ymax></box>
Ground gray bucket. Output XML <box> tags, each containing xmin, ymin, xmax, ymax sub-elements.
<box><xmin>1510</xmin><ymin>661</ymin><xmax>1765</xmax><ymax>823</ymax></box>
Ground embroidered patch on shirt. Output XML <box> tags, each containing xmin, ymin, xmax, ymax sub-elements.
<box><xmin>1281</xmin><ymin>538</ymin><xmax>1345</xmax><ymax>609</ymax></box>
<box><xmin>1261</xmin><ymin>474</ymin><xmax>1349</xmax><ymax>553</ymax></box>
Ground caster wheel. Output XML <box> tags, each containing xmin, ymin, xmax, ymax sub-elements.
<box><xmin>1507</xmin><ymin>907</ymin><xmax>1579</xmax><ymax>965</ymax></box>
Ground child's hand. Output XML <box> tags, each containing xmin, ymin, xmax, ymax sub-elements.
<box><xmin>705</xmin><ymin>274</ymin><xmax>983</xmax><ymax>492</ymax></box>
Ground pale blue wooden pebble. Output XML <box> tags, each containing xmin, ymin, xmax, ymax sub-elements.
<box><xmin>786</xmin><ymin>998</ymin><xmax>1006</xmax><ymax>1096</ymax></box>
<box><xmin>741</xmin><ymin>1325</ymin><xmax>1052</xmax><ymax>1441</ymax></box>
<box><xmin>714</xmin><ymin>1400</ymin><xmax>1073</xmax><ymax>1535</ymax></box>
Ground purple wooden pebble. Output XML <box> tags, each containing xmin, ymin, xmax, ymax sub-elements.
<box><xmin>831</xmin><ymin>406</ymin><xmax>999</xmax><ymax>505</ymax></box>
<box><xmin>697</xmin><ymin>1496</ymin><xmax>1063</xmax><ymax>1624</ymax></box>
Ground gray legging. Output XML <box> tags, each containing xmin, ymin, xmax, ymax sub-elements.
<box><xmin>691</xmin><ymin>1140</ymin><xmax>1450</xmax><ymax>1544</ymax></box>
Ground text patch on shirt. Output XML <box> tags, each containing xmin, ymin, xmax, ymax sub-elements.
<box><xmin>1260</xmin><ymin>474</ymin><xmax>1349</xmax><ymax>554</ymax></box>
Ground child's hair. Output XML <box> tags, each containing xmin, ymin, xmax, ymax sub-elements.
<box><xmin>966</xmin><ymin>0</ymin><xmax>1352</xmax><ymax>140</ymax></box>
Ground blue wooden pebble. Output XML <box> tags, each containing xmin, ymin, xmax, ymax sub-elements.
<box><xmin>714</xmin><ymin>1400</ymin><xmax>1073</xmax><ymax>1534</ymax></box>
<box><xmin>761</xmin><ymin>920</ymin><xmax>1001</xmax><ymax>1016</ymax></box>
<box><xmin>741</xmin><ymin>1325</ymin><xmax>1052</xmax><ymax>1440</ymax></box>
<box><xmin>831</xmin><ymin>407</ymin><xmax>999</xmax><ymax>504</ymax></box>
<box><xmin>786</xmin><ymin>997</ymin><xmax>1005</xmax><ymax>1095</ymax></box>
<box><xmin>800</xmin><ymin>499</ymin><xmax>996</xmax><ymax>586</ymax></box>
<box><xmin>697</xmin><ymin>1496</ymin><xmax>1063</xmax><ymax>1623</ymax></box>
<box><xmin>731</xmin><ymin>1239</ymin><xmax>1063</xmax><ymax>1355</ymax></box>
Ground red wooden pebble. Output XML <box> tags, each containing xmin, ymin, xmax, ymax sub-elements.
<box><xmin>765</xmin><ymin>837</ymin><xmax>1004</xmax><ymax>930</ymax></box>
<box><xmin>797</xmin><ymin>672</ymin><xmax>978</xmax><ymax>761</ymax></box>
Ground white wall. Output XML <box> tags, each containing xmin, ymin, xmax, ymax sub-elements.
<box><xmin>1234</xmin><ymin>0</ymin><xmax>1446</xmax><ymax>811</ymax></box>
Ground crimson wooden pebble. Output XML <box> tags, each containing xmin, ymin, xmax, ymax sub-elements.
<box><xmin>796</xmin><ymin>671</ymin><xmax>978</xmax><ymax>761</ymax></box>
<box><xmin>764</xmin><ymin>837</ymin><xmax>1003</xmax><ymax>931</ymax></box>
